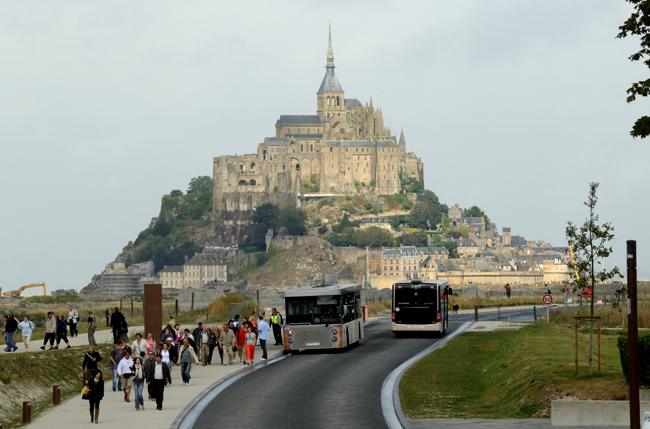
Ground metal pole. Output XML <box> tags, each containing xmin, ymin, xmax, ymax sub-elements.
<box><xmin>191</xmin><ymin>292</ymin><xmax>195</xmax><ymax>311</ymax></box>
<box><xmin>627</xmin><ymin>240</ymin><xmax>640</xmax><ymax>429</ymax></box>
<box><xmin>533</xmin><ymin>305</ymin><xmax>537</xmax><ymax>322</ymax></box>
<box><xmin>474</xmin><ymin>305</ymin><xmax>479</xmax><ymax>322</ymax></box>
<box><xmin>575</xmin><ymin>318</ymin><xmax>579</xmax><ymax>375</ymax></box>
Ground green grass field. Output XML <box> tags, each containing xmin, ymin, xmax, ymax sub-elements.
<box><xmin>400</xmin><ymin>322</ymin><xmax>627</xmax><ymax>419</ymax></box>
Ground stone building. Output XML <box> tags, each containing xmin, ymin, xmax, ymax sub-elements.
<box><xmin>212</xmin><ymin>26</ymin><xmax>423</xmax><ymax>244</ymax></box>
<box><xmin>381</xmin><ymin>246</ymin><xmax>449</xmax><ymax>279</ymax></box>
<box><xmin>158</xmin><ymin>250</ymin><xmax>229</xmax><ymax>289</ymax></box>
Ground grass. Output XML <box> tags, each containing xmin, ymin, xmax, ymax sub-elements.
<box><xmin>0</xmin><ymin>344</ymin><xmax>113</xmax><ymax>428</ymax></box>
<box><xmin>449</xmin><ymin>295</ymin><xmax>541</xmax><ymax>309</ymax></box>
<box><xmin>550</xmin><ymin>301</ymin><xmax>650</xmax><ymax>328</ymax></box>
<box><xmin>400</xmin><ymin>322</ymin><xmax>627</xmax><ymax>419</ymax></box>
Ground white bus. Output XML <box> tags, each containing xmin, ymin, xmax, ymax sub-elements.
<box><xmin>283</xmin><ymin>283</ymin><xmax>365</xmax><ymax>352</ymax></box>
<box><xmin>391</xmin><ymin>279</ymin><xmax>450</xmax><ymax>335</ymax></box>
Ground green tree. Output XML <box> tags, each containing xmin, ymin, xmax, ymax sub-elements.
<box><xmin>252</xmin><ymin>203</ymin><xmax>280</xmax><ymax>229</ymax></box>
<box><xmin>281</xmin><ymin>207</ymin><xmax>307</xmax><ymax>236</ymax></box>
<box><xmin>187</xmin><ymin>176</ymin><xmax>212</xmax><ymax>194</ymax></box>
<box><xmin>566</xmin><ymin>182</ymin><xmax>622</xmax><ymax>375</ymax></box>
<box><xmin>618</xmin><ymin>0</ymin><xmax>650</xmax><ymax>138</ymax></box>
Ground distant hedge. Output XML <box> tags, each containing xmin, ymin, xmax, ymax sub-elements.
<box><xmin>617</xmin><ymin>333</ymin><xmax>650</xmax><ymax>386</ymax></box>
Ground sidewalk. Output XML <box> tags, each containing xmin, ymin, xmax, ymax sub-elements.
<box><xmin>6</xmin><ymin>326</ymin><xmax>144</xmax><ymax>354</ymax></box>
<box><xmin>26</xmin><ymin>343</ymin><xmax>284</xmax><ymax>428</ymax></box>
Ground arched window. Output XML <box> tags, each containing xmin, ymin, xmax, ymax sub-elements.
<box><xmin>250</xmin><ymin>162</ymin><xmax>256</xmax><ymax>169</ymax></box>
<box><xmin>238</xmin><ymin>180</ymin><xmax>247</xmax><ymax>186</ymax></box>
<box><xmin>296</xmin><ymin>163</ymin><xmax>301</xmax><ymax>171</ymax></box>
<box><xmin>249</xmin><ymin>179</ymin><xmax>257</xmax><ymax>186</ymax></box>
<box><xmin>240</xmin><ymin>164</ymin><xmax>244</xmax><ymax>171</ymax></box>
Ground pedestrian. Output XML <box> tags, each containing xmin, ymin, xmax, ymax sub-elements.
<box><xmin>148</xmin><ymin>354</ymin><xmax>170</xmax><ymax>410</ymax></box>
<box><xmin>166</xmin><ymin>337</ymin><xmax>178</xmax><ymax>368</ymax></box>
<box><xmin>132</xmin><ymin>356</ymin><xmax>147</xmax><ymax>411</ymax></box>
<box><xmin>504</xmin><ymin>283</ymin><xmax>512</xmax><ymax>299</ymax></box>
<box><xmin>257</xmin><ymin>314</ymin><xmax>270</xmax><ymax>360</ymax></box>
<box><xmin>207</xmin><ymin>327</ymin><xmax>217</xmax><ymax>364</ymax></box>
<box><xmin>236</xmin><ymin>321</ymin><xmax>247</xmax><ymax>364</ymax></box>
<box><xmin>109</xmin><ymin>307</ymin><xmax>125</xmax><ymax>344</ymax></box>
<box><xmin>68</xmin><ymin>307</ymin><xmax>79</xmax><ymax>337</ymax></box>
<box><xmin>182</xmin><ymin>328</ymin><xmax>196</xmax><ymax>350</ymax></box>
<box><xmin>177</xmin><ymin>337</ymin><xmax>199</xmax><ymax>385</ymax></box>
<box><xmin>244</xmin><ymin>324</ymin><xmax>256</xmax><ymax>365</ymax></box>
<box><xmin>160</xmin><ymin>326</ymin><xmax>174</xmax><ymax>344</ymax></box>
<box><xmin>173</xmin><ymin>324</ymin><xmax>183</xmax><ymax>345</ymax></box>
<box><xmin>144</xmin><ymin>350</ymin><xmax>156</xmax><ymax>400</ymax></box>
<box><xmin>219</xmin><ymin>323</ymin><xmax>236</xmax><ymax>365</ymax></box>
<box><xmin>18</xmin><ymin>316</ymin><xmax>34</xmax><ymax>350</ymax></box>
<box><xmin>2</xmin><ymin>313</ymin><xmax>18</xmax><ymax>352</ymax></box>
<box><xmin>197</xmin><ymin>325</ymin><xmax>212</xmax><ymax>365</ymax></box>
<box><xmin>215</xmin><ymin>326</ymin><xmax>224</xmax><ymax>365</ymax></box>
<box><xmin>117</xmin><ymin>350</ymin><xmax>134</xmax><ymax>402</ymax></box>
<box><xmin>146</xmin><ymin>332</ymin><xmax>156</xmax><ymax>354</ymax></box>
<box><xmin>132</xmin><ymin>333</ymin><xmax>148</xmax><ymax>359</ymax></box>
<box><xmin>110</xmin><ymin>341</ymin><xmax>126</xmax><ymax>392</ymax></box>
<box><xmin>87</xmin><ymin>311</ymin><xmax>97</xmax><ymax>346</ymax></box>
<box><xmin>270</xmin><ymin>307</ymin><xmax>284</xmax><ymax>345</ymax></box>
<box><xmin>86</xmin><ymin>370</ymin><xmax>105</xmax><ymax>424</ymax></box>
<box><xmin>168</xmin><ymin>314</ymin><xmax>176</xmax><ymax>329</ymax></box>
<box><xmin>83</xmin><ymin>345</ymin><xmax>102</xmax><ymax>382</ymax></box>
<box><xmin>41</xmin><ymin>311</ymin><xmax>56</xmax><ymax>350</ymax></box>
<box><xmin>192</xmin><ymin>322</ymin><xmax>203</xmax><ymax>353</ymax></box>
<box><xmin>54</xmin><ymin>314</ymin><xmax>71</xmax><ymax>349</ymax></box>
<box><xmin>160</xmin><ymin>342</ymin><xmax>173</xmax><ymax>385</ymax></box>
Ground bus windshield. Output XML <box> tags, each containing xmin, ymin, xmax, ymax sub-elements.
<box><xmin>286</xmin><ymin>295</ymin><xmax>342</xmax><ymax>324</ymax></box>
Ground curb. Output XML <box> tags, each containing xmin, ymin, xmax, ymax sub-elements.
<box><xmin>170</xmin><ymin>352</ymin><xmax>289</xmax><ymax>429</ymax></box>
<box><xmin>380</xmin><ymin>322</ymin><xmax>472</xmax><ymax>429</ymax></box>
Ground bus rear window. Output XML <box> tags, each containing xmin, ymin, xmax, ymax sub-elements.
<box><xmin>394</xmin><ymin>285</ymin><xmax>437</xmax><ymax>306</ymax></box>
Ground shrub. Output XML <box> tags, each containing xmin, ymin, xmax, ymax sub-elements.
<box><xmin>617</xmin><ymin>333</ymin><xmax>650</xmax><ymax>385</ymax></box>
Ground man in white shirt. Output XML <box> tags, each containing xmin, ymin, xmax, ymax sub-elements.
<box><xmin>116</xmin><ymin>350</ymin><xmax>134</xmax><ymax>403</ymax></box>
<box><xmin>148</xmin><ymin>354</ymin><xmax>170</xmax><ymax>410</ymax></box>
<box><xmin>257</xmin><ymin>315</ymin><xmax>270</xmax><ymax>360</ymax></box>
<box><xmin>17</xmin><ymin>316</ymin><xmax>34</xmax><ymax>349</ymax></box>
<box><xmin>132</xmin><ymin>333</ymin><xmax>148</xmax><ymax>358</ymax></box>
<box><xmin>67</xmin><ymin>308</ymin><xmax>79</xmax><ymax>337</ymax></box>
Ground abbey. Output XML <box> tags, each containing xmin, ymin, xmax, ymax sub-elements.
<box><xmin>213</xmin><ymin>27</ymin><xmax>423</xmax><ymax>242</ymax></box>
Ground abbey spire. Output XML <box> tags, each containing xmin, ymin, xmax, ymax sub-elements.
<box><xmin>317</xmin><ymin>23</ymin><xmax>345</xmax><ymax>120</ymax></box>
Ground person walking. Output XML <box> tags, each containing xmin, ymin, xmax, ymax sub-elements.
<box><xmin>244</xmin><ymin>324</ymin><xmax>256</xmax><ymax>365</ymax></box>
<box><xmin>109</xmin><ymin>307</ymin><xmax>125</xmax><ymax>344</ymax></box>
<box><xmin>177</xmin><ymin>338</ymin><xmax>199</xmax><ymax>385</ymax></box>
<box><xmin>41</xmin><ymin>311</ymin><xmax>56</xmax><ymax>350</ymax></box>
<box><xmin>109</xmin><ymin>341</ymin><xmax>126</xmax><ymax>391</ymax></box>
<box><xmin>219</xmin><ymin>323</ymin><xmax>236</xmax><ymax>365</ymax></box>
<box><xmin>197</xmin><ymin>325</ymin><xmax>212</xmax><ymax>366</ymax></box>
<box><xmin>54</xmin><ymin>314</ymin><xmax>71</xmax><ymax>349</ymax></box>
<box><xmin>146</xmin><ymin>332</ymin><xmax>156</xmax><ymax>354</ymax></box>
<box><xmin>68</xmin><ymin>307</ymin><xmax>79</xmax><ymax>337</ymax></box>
<box><xmin>131</xmin><ymin>356</ymin><xmax>147</xmax><ymax>411</ymax></box>
<box><xmin>86</xmin><ymin>370</ymin><xmax>105</xmax><ymax>424</ymax></box>
<box><xmin>160</xmin><ymin>342</ymin><xmax>173</xmax><ymax>385</ymax></box>
<box><xmin>17</xmin><ymin>316</ymin><xmax>34</xmax><ymax>350</ymax></box>
<box><xmin>132</xmin><ymin>333</ymin><xmax>148</xmax><ymax>359</ymax></box>
<box><xmin>117</xmin><ymin>350</ymin><xmax>134</xmax><ymax>402</ymax></box>
<box><xmin>148</xmin><ymin>354</ymin><xmax>170</xmax><ymax>410</ymax></box>
<box><xmin>191</xmin><ymin>322</ymin><xmax>203</xmax><ymax>353</ymax></box>
<box><xmin>270</xmin><ymin>307</ymin><xmax>284</xmax><ymax>345</ymax></box>
<box><xmin>3</xmin><ymin>313</ymin><xmax>18</xmax><ymax>352</ymax></box>
<box><xmin>214</xmin><ymin>326</ymin><xmax>224</xmax><ymax>365</ymax></box>
<box><xmin>87</xmin><ymin>311</ymin><xmax>97</xmax><ymax>346</ymax></box>
<box><xmin>144</xmin><ymin>350</ymin><xmax>156</xmax><ymax>400</ymax></box>
<box><xmin>83</xmin><ymin>345</ymin><xmax>102</xmax><ymax>383</ymax></box>
<box><xmin>257</xmin><ymin>315</ymin><xmax>270</xmax><ymax>360</ymax></box>
<box><xmin>236</xmin><ymin>322</ymin><xmax>247</xmax><ymax>364</ymax></box>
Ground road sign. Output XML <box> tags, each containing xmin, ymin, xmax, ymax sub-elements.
<box><xmin>542</xmin><ymin>293</ymin><xmax>553</xmax><ymax>305</ymax></box>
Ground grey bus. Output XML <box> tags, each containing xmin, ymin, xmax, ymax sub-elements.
<box><xmin>391</xmin><ymin>279</ymin><xmax>450</xmax><ymax>335</ymax></box>
<box><xmin>283</xmin><ymin>283</ymin><xmax>365</xmax><ymax>352</ymax></box>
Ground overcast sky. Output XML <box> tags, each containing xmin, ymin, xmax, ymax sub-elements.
<box><xmin>1</xmin><ymin>1</ymin><xmax>649</xmax><ymax>292</ymax></box>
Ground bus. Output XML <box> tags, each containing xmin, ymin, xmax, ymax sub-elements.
<box><xmin>391</xmin><ymin>279</ymin><xmax>450</xmax><ymax>335</ymax></box>
<box><xmin>283</xmin><ymin>283</ymin><xmax>365</xmax><ymax>352</ymax></box>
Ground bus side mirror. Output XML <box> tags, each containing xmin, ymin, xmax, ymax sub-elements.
<box><xmin>447</xmin><ymin>287</ymin><xmax>453</xmax><ymax>296</ymax></box>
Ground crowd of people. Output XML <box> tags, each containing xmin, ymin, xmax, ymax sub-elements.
<box><xmin>78</xmin><ymin>307</ymin><xmax>283</xmax><ymax>423</ymax></box>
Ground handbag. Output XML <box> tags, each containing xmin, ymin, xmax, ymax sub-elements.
<box><xmin>81</xmin><ymin>385</ymin><xmax>91</xmax><ymax>400</ymax></box>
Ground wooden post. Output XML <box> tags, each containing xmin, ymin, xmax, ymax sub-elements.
<box><xmin>120</xmin><ymin>298</ymin><xmax>123</xmax><ymax>311</ymax></box>
<box><xmin>627</xmin><ymin>240</ymin><xmax>640</xmax><ymax>429</ymax></box>
<box><xmin>191</xmin><ymin>291</ymin><xmax>195</xmax><ymax>311</ymax></box>
<box><xmin>474</xmin><ymin>305</ymin><xmax>479</xmax><ymax>322</ymax></box>
<box><xmin>105</xmin><ymin>309</ymin><xmax>110</xmax><ymax>327</ymax></box>
<box><xmin>575</xmin><ymin>318</ymin><xmax>579</xmax><ymax>375</ymax></box>
<box><xmin>597</xmin><ymin>318</ymin><xmax>602</xmax><ymax>375</ymax></box>
<box><xmin>175</xmin><ymin>299</ymin><xmax>179</xmax><ymax>316</ymax></box>
<box><xmin>53</xmin><ymin>385</ymin><xmax>61</xmax><ymax>406</ymax></box>
<box><xmin>144</xmin><ymin>284</ymin><xmax>162</xmax><ymax>346</ymax></box>
<box><xmin>22</xmin><ymin>401</ymin><xmax>31</xmax><ymax>424</ymax></box>
<box><xmin>131</xmin><ymin>297</ymin><xmax>134</xmax><ymax>318</ymax></box>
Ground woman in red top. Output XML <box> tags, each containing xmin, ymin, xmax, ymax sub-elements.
<box><xmin>236</xmin><ymin>323</ymin><xmax>247</xmax><ymax>364</ymax></box>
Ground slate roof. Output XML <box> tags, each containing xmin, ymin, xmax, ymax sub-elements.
<box><xmin>276</xmin><ymin>115</ymin><xmax>322</xmax><ymax>126</ymax></box>
<box><xmin>159</xmin><ymin>265</ymin><xmax>183</xmax><ymax>273</ymax></box>
<box><xmin>344</xmin><ymin>98</ymin><xmax>362</xmax><ymax>109</ymax></box>
<box><xmin>318</xmin><ymin>67</ymin><xmax>343</xmax><ymax>94</ymax></box>
<box><xmin>323</xmin><ymin>140</ymin><xmax>396</xmax><ymax>148</ymax></box>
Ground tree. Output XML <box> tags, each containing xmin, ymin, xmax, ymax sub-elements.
<box><xmin>566</xmin><ymin>182</ymin><xmax>621</xmax><ymax>375</ymax></box>
<box><xmin>462</xmin><ymin>205</ymin><xmax>490</xmax><ymax>225</ymax></box>
<box><xmin>187</xmin><ymin>176</ymin><xmax>212</xmax><ymax>194</ymax></box>
<box><xmin>618</xmin><ymin>0</ymin><xmax>650</xmax><ymax>138</ymax></box>
<box><xmin>281</xmin><ymin>207</ymin><xmax>307</xmax><ymax>236</ymax></box>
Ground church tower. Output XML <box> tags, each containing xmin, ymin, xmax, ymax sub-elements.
<box><xmin>317</xmin><ymin>24</ymin><xmax>345</xmax><ymax>123</ymax></box>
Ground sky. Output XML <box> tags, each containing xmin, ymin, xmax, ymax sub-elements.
<box><xmin>1</xmin><ymin>1</ymin><xmax>649</xmax><ymax>292</ymax></box>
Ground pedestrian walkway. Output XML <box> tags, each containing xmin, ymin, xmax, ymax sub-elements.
<box><xmin>26</xmin><ymin>344</ymin><xmax>284</xmax><ymax>428</ymax></box>
<box><xmin>6</xmin><ymin>326</ymin><xmax>144</xmax><ymax>354</ymax></box>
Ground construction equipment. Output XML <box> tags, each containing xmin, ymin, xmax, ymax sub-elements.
<box><xmin>1</xmin><ymin>282</ymin><xmax>47</xmax><ymax>298</ymax></box>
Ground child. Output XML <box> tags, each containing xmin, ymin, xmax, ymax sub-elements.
<box><xmin>244</xmin><ymin>324</ymin><xmax>256</xmax><ymax>365</ymax></box>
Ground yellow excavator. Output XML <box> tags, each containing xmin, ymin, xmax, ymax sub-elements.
<box><xmin>0</xmin><ymin>282</ymin><xmax>47</xmax><ymax>298</ymax></box>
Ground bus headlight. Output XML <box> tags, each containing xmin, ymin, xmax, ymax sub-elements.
<box><xmin>287</xmin><ymin>329</ymin><xmax>294</xmax><ymax>337</ymax></box>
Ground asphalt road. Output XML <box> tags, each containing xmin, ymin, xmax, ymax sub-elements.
<box><xmin>193</xmin><ymin>319</ymin><xmax>464</xmax><ymax>429</ymax></box>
